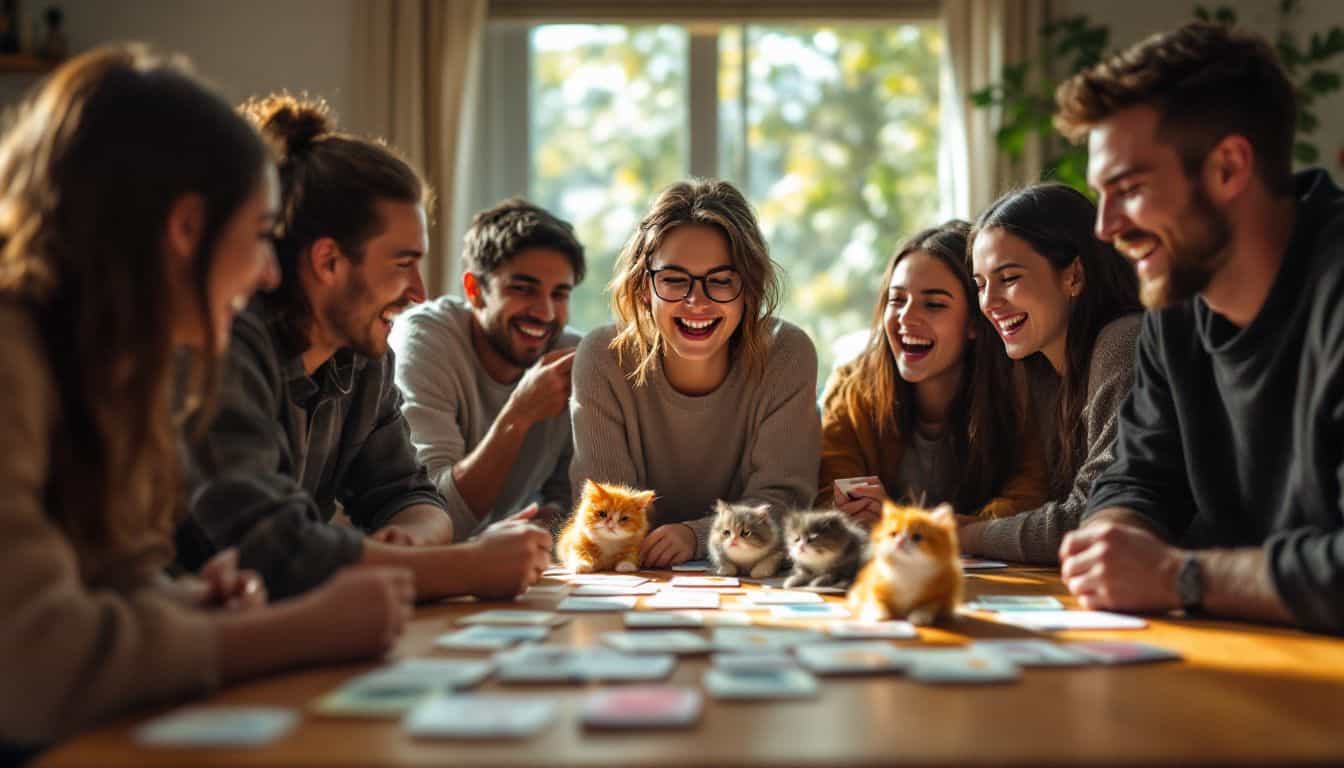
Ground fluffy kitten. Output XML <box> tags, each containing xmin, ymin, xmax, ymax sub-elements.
<box><xmin>707</xmin><ymin>500</ymin><xmax>785</xmax><ymax>578</ymax></box>
<box><xmin>556</xmin><ymin>480</ymin><xmax>654</xmax><ymax>573</ymax></box>
<box><xmin>846</xmin><ymin>501</ymin><xmax>963</xmax><ymax>625</ymax></box>
<box><xmin>783</xmin><ymin>510</ymin><xmax>866</xmax><ymax>588</ymax></box>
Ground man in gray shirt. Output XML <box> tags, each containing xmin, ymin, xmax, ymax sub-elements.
<box><xmin>391</xmin><ymin>199</ymin><xmax>585</xmax><ymax>539</ymax></box>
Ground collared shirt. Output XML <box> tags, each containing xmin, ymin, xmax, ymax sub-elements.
<box><xmin>177</xmin><ymin>298</ymin><xmax>445</xmax><ymax>598</ymax></box>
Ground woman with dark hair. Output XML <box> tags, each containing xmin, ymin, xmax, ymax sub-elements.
<box><xmin>819</xmin><ymin>220</ymin><xmax>1046</xmax><ymax>525</ymax></box>
<box><xmin>0</xmin><ymin>47</ymin><xmax>413</xmax><ymax>752</ymax></box>
<box><xmin>962</xmin><ymin>183</ymin><xmax>1142</xmax><ymax>564</ymax></box>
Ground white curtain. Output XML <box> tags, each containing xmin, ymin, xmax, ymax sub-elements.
<box><xmin>351</xmin><ymin>0</ymin><xmax>488</xmax><ymax>297</ymax></box>
<box><xmin>939</xmin><ymin>0</ymin><xmax>1047</xmax><ymax>221</ymax></box>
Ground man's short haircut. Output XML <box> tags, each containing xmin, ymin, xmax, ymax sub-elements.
<box><xmin>1055</xmin><ymin>22</ymin><xmax>1296</xmax><ymax>196</ymax></box>
<box><xmin>461</xmin><ymin>198</ymin><xmax>585</xmax><ymax>284</ymax></box>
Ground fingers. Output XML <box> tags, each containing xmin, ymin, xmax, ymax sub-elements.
<box><xmin>551</xmin><ymin>349</ymin><xmax>576</xmax><ymax>374</ymax></box>
<box><xmin>512</xmin><ymin>502</ymin><xmax>541</xmax><ymax>521</ymax></box>
<box><xmin>642</xmin><ymin>530</ymin><xmax>676</xmax><ymax>568</ymax></box>
<box><xmin>200</xmin><ymin>548</ymin><xmax>238</xmax><ymax>580</ymax></box>
<box><xmin>832</xmin><ymin>483</ymin><xmax>848</xmax><ymax>508</ymax></box>
<box><xmin>848</xmin><ymin>483</ymin><xmax>885</xmax><ymax>501</ymax></box>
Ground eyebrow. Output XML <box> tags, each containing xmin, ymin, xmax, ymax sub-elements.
<box><xmin>395</xmin><ymin>250</ymin><xmax>424</xmax><ymax>261</ymax></box>
<box><xmin>889</xmin><ymin>287</ymin><xmax>956</xmax><ymax>299</ymax></box>
<box><xmin>1099</xmin><ymin>164</ymin><xmax>1151</xmax><ymax>189</ymax></box>
<box><xmin>505</xmin><ymin>273</ymin><xmax>574</xmax><ymax>290</ymax></box>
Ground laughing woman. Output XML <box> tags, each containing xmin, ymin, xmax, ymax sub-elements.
<box><xmin>569</xmin><ymin>180</ymin><xmax>820</xmax><ymax>567</ymax></box>
<box><xmin>961</xmin><ymin>184</ymin><xmax>1142</xmax><ymax>564</ymax></box>
<box><xmin>0</xmin><ymin>48</ymin><xmax>413</xmax><ymax>754</ymax></box>
<box><xmin>818</xmin><ymin>220</ymin><xmax>1046</xmax><ymax>527</ymax></box>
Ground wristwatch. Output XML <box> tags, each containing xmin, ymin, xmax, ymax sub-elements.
<box><xmin>1176</xmin><ymin>553</ymin><xmax>1204</xmax><ymax>613</ymax></box>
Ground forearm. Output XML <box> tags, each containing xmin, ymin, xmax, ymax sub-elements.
<box><xmin>1084</xmin><ymin>506</ymin><xmax>1165</xmax><ymax>538</ymax></box>
<box><xmin>215</xmin><ymin>594</ymin><xmax>332</xmax><ymax>683</ymax></box>
<box><xmin>382</xmin><ymin>503</ymin><xmax>454</xmax><ymax>544</ymax></box>
<box><xmin>360</xmin><ymin>539</ymin><xmax>479</xmax><ymax>599</ymax></box>
<box><xmin>450</xmin><ymin>405</ymin><xmax>532</xmax><ymax>522</ymax></box>
<box><xmin>1195</xmin><ymin>547</ymin><xmax>1295</xmax><ymax>625</ymax></box>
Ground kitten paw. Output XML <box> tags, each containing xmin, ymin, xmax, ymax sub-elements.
<box><xmin>713</xmin><ymin>564</ymin><xmax>738</xmax><ymax>577</ymax></box>
<box><xmin>907</xmin><ymin>606</ymin><xmax>938</xmax><ymax>626</ymax></box>
<box><xmin>859</xmin><ymin>605</ymin><xmax>891</xmax><ymax>623</ymax></box>
<box><xmin>614</xmin><ymin>560</ymin><xmax>637</xmax><ymax>573</ymax></box>
<box><xmin>749</xmin><ymin>562</ymin><xmax>777</xmax><ymax>579</ymax></box>
<box><xmin>809</xmin><ymin>575</ymin><xmax>834</xmax><ymax>588</ymax></box>
<box><xmin>571</xmin><ymin>561</ymin><xmax>596</xmax><ymax>574</ymax></box>
<box><xmin>783</xmin><ymin>573</ymin><xmax>806</xmax><ymax>588</ymax></box>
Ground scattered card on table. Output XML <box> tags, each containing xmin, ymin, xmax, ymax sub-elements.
<box><xmin>624</xmin><ymin>611</ymin><xmax>704</xmax><ymax>628</ymax></box>
<box><xmin>518</xmin><ymin>584</ymin><xmax>569</xmax><ymax>599</ymax></box>
<box><xmin>578</xmin><ymin>651</ymin><xmax>677</xmax><ymax>681</ymax></box>
<box><xmin>602</xmin><ymin>630</ymin><xmax>711</xmax><ymax>655</ymax></box>
<box><xmin>795</xmin><ymin>642</ymin><xmax>908</xmax><ymax>675</ymax></box>
<box><xmin>404</xmin><ymin>695</ymin><xmax>557</xmax><ymax>740</ymax></box>
<box><xmin>135</xmin><ymin>707</ymin><xmax>298</xmax><ymax>747</ymax></box>
<box><xmin>566</xmin><ymin>574</ymin><xmax>650</xmax><ymax>587</ymax></box>
<box><xmin>457</xmin><ymin>609</ymin><xmax>567</xmax><ymax>626</ymax></box>
<box><xmin>745</xmin><ymin>590</ymin><xmax>824</xmax><ymax>605</ymax></box>
<box><xmin>493</xmin><ymin>645</ymin><xmax>584</xmax><ymax>683</ymax></box>
<box><xmin>769</xmin><ymin>603</ymin><xmax>850</xmax><ymax>620</ymax></box>
<box><xmin>581</xmin><ymin>686</ymin><xmax>702</xmax><ymax>730</ymax></box>
<box><xmin>435</xmin><ymin>625</ymin><xmax>550</xmax><ymax>651</ymax></box>
<box><xmin>960</xmin><ymin>558</ymin><xmax>1009</xmax><ymax>570</ymax></box>
<box><xmin>672</xmin><ymin>560</ymin><xmax>711</xmax><ymax>572</ymax></box>
<box><xmin>905</xmin><ymin>649</ymin><xmax>1021</xmax><ymax>684</ymax></box>
<box><xmin>826</xmin><ymin>620</ymin><xmax>918</xmax><ymax>639</ymax></box>
<box><xmin>965</xmin><ymin>595</ymin><xmax>1064</xmax><ymax>612</ymax></box>
<box><xmin>1071</xmin><ymin>640</ymin><xmax>1182</xmax><ymax>665</ymax></box>
<box><xmin>711</xmin><ymin>651</ymin><xmax>797</xmax><ymax>670</ymax></box>
<box><xmin>700</xmin><ymin>611</ymin><xmax>753</xmax><ymax>626</ymax></box>
<box><xmin>994</xmin><ymin>610</ymin><xmax>1148</xmax><ymax>631</ymax></box>
<box><xmin>645</xmin><ymin>589</ymin><xmax>721</xmax><ymax>610</ymax></box>
<box><xmin>670</xmin><ymin>575</ymin><xmax>740</xmax><ymax>588</ymax></box>
<box><xmin>971</xmin><ymin>639</ymin><xmax>1094</xmax><ymax>667</ymax></box>
<box><xmin>572</xmin><ymin>583</ymin><xmax>660</xmax><ymax>597</ymax></box>
<box><xmin>558</xmin><ymin>595</ymin><xmax>638</xmax><ymax>612</ymax></box>
<box><xmin>314</xmin><ymin>660</ymin><xmax>493</xmax><ymax>717</ymax></box>
<box><xmin>712</xmin><ymin>626</ymin><xmax>823</xmax><ymax>651</ymax></box>
<box><xmin>704</xmin><ymin>667</ymin><xmax>820</xmax><ymax>700</ymax></box>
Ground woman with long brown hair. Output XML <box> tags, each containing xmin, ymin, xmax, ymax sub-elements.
<box><xmin>819</xmin><ymin>220</ymin><xmax>1045</xmax><ymax>525</ymax></box>
<box><xmin>0</xmin><ymin>47</ymin><xmax>413</xmax><ymax>752</ymax></box>
<box><xmin>962</xmin><ymin>183</ymin><xmax>1142</xmax><ymax>564</ymax></box>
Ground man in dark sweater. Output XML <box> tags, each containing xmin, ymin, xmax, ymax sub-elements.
<box><xmin>1052</xmin><ymin>23</ymin><xmax>1344</xmax><ymax>634</ymax></box>
<box><xmin>179</xmin><ymin>95</ymin><xmax>550</xmax><ymax>600</ymax></box>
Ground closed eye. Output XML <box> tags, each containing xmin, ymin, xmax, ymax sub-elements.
<box><xmin>619</xmin><ymin>516</ymin><xmax>628</xmax><ymax>523</ymax></box>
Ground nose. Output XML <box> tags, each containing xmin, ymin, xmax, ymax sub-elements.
<box><xmin>259</xmin><ymin>248</ymin><xmax>281</xmax><ymax>292</ymax></box>
<box><xmin>1095</xmin><ymin>191</ymin><xmax>1125</xmax><ymax>242</ymax></box>
<box><xmin>980</xmin><ymin>279</ymin><xmax>1003</xmax><ymax>314</ymax></box>
<box><xmin>406</xmin><ymin>265</ymin><xmax>426</xmax><ymax>305</ymax></box>
<box><xmin>531</xmin><ymin>293</ymin><xmax>555</xmax><ymax>322</ymax></box>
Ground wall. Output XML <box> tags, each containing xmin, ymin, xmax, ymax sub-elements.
<box><xmin>0</xmin><ymin>0</ymin><xmax>355</xmax><ymax>121</ymax></box>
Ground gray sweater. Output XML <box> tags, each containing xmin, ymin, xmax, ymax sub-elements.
<box><xmin>389</xmin><ymin>295</ymin><xmax>580</xmax><ymax>539</ymax></box>
<box><xmin>569</xmin><ymin>321</ymin><xmax>821</xmax><ymax>558</ymax></box>
<box><xmin>973</xmin><ymin>314</ymin><xmax>1141</xmax><ymax>564</ymax></box>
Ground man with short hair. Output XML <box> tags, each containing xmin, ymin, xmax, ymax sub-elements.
<box><xmin>391</xmin><ymin>199</ymin><xmax>585</xmax><ymax>539</ymax></box>
<box><xmin>1053</xmin><ymin>22</ymin><xmax>1344</xmax><ymax>634</ymax></box>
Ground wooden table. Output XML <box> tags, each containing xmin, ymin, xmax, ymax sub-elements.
<box><xmin>38</xmin><ymin>566</ymin><xmax>1344</xmax><ymax>767</ymax></box>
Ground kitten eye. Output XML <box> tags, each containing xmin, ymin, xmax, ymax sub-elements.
<box><xmin>596</xmin><ymin>511</ymin><xmax>607</xmax><ymax>519</ymax></box>
<box><xmin>722</xmin><ymin>529</ymin><xmax>730</xmax><ymax>536</ymax></box>
<box><xmin>619</xmin><ymin>516</ymin><xmax>629</xmax><ymax>522</ymax></box>
<box><xmin>742</xmin><ymin>531</ymin><xmax>752</xmax><ymax>538</ymax></box>
<box><xmin>911</xmin><ymin>533</ymin><xmax>924</xmax><ymax>543</ymax></box>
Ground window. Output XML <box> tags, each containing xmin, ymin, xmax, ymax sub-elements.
<box><xmin>481</xmin><ymin>19</ymin><xmax>943</xmax><ymax>387</ymax></box>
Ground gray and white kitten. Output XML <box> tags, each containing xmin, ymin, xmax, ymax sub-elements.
<box><xmin>783</xmin><ymin>510</ymin><xmax>866</xmax><ymax>588</ymax></box>
<box><xmin>708</xmin><ymin>500</ymin><xmax>785</xmax><ymax>578</ymax></box>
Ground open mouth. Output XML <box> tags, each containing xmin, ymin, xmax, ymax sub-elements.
<box><xmin>899</xmin><ymin>334</ymin><xmax>934</xmax><ymax>361</ymax></box>
<box><xmin>512</xmin><ymin>318</ymin><xmax>553</xmax><ymax>344</ymax></box>
<box><xmin>674</xmin><ymin>316</ymin><xmax>722</xmax><ymax>340</ymax></box>
<box><xmin>378</xmin><ymin>304</ymin><xmax>408</xmax><ymax>336</ymax></box>
<box><xmin>995</xmin><ymin>312</ymin><xmax>1027</xmax><ymax>339</ymax></box>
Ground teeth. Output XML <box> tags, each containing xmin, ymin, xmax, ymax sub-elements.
<box><xmin>678</xmin><ymin>317</ymin><xmax>717</xmax><ymax>330</ymax></box>
<box><xmin>229</xmin><ymin>296</ymin><xmax>248</xmax><ymax>312</ymax></box>
<box><xmin>516</xmin><ymin>324</ymin><xmax>548</xmax><ymax>339</ymax></box>
<box><xmin>998</xmin><ymin>313</ymin><xmax>1027</xmax><ymax>333</ymax></box>
<box><xmin>901</xmin><ymin>334</ymin><xmax>933</xmax><ymax>348</ymax></box>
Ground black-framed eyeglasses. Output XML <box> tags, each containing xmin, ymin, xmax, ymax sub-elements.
<box><xmin>647</xmin><ymin>265</ymin><xmax>744</xmax><ymax>303</ymax></box>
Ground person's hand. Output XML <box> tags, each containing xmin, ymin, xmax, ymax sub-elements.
<box><xmin>370</xmin><ymin>505</ymin><xmax>454</xmax><ymax>547</ymax></box>
<box><xmin>503</xmin><ymin>348</ymin><xmax>575</xmax><ymax>427</ymax></box>
<box><xmin>953</xmin><ymin>514</ymin><xmax>985</xmax><ymax>554</ymax></box>
<box><xmin>198</xmin><ymin>549</ymin><xmax>266</xmax><ymax>611</ymax></box>
<box><xmin>1059</xmin><ymin>522</ymin><xmax>1183</xmax><ymax>612</ymax></box>
<box><xmin>639</xmin><ymin>523</ymin><xmax>696</xmax><ymax>568</ymax></box>
<box><xmin>833</xmin><ymin>479</ymin><xmax>884</xmax><ymax>528</ymax></box>
<box><xmin>306</xmin><ymin>566</ymin><xmax>416</xmax><ymax>661</ymax></box>
<box><xmin>463</xmin><ymin>523</ymin><xmax>553</xmax><ymax>599</ymax></box>
<box><xmin>370</xmin><ymin>526</ymin><xmax>417</xmax><ymax>546</ymax></box>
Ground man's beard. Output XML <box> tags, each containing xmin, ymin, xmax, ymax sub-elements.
<box><xmin>483</xmin><ymin>315</ymin><xmax>558</xmax><ymax>369</ymax></box>
<box><xmin>1135</xmin><ymin>184</ymin><xmax>1232</xmax><ymax>309</ymax></box>
<box><xmin>331</xmin><ymin>268</ymin><xmax>396</xmax><ymax>360</ymax></box>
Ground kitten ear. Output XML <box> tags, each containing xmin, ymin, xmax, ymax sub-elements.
<box><xmin>930</xmin><ymin>503</ymin><xmax>956</xmax><ymax>528</ymax></box>
<box><xmin>750</xmin><ymin>504</ymin><xmax>772</xmax><ymax>518</ymax></box>
<box><xmin>635</xmin><ymin>489</ymin><xmax>656</xmax><ymax>507</ymax></box>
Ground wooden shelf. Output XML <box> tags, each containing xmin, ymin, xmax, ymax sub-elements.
<box><xmin>0</xmin><ymin>53</ymin><xmax>58</xmax><ymax>74</ymax></box>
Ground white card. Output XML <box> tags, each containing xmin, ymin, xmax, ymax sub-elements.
<box><xmin>964</xmin><ymin>595</ymin><xmax>1065</xmax><ymax>612</ymax></box>
<box><xmin>711</xmin><ymin>627</ymin><xmax>824</xmax><ymax>651</ymax></box>
<box><xmin>518</xmin><ymin>584</ymin><xmax>569</xmax><ymax>600</ymax></box>
<box><xmin>769</xmin><ymin>603</ymin><xmax>850</xmax><ymax>620</ymax></box>
<box><xmin>905</xmin><ymin>649</ymin><xmax>1021</xmax><ymax>683</ymax></box>
<box><xmin>826</xmin><ymin>620</ymin><xmax>918</xmax><ymax>639</ymax></box>
<box><xmin>314</xmin><ymin>660</ymin><xmax>493</xmax><ymax>717</ymax></box>
<box><xmin>493</xmin><ymin>645</ymin><xmax>585</xmax><ymax>683</ymax></box>
<box><xmin>994</xmin><ymin>610</ymin><xmax>1148</xmax><ymax>631</ymax></box>
<box><xmin>1070</xmin><ymin>640</ymin><xmax>1183</xmax><ymax>665</ymax></box>
<box><xmin>645</xmin><ymin>589</ymin><xmax>721</xmax><ymax>609</ymax></box>
<box><xmin>558</xmin><ymin>595</ymin><xmax>638</xmax><ymax>612</ymax></box>
<box><xmin>136</xmin><ymin>707</ymin><xmax>298</xmax><ymax>747</ymax></box>
<box><xmin>566</xmin><ymin>574</ymin><xmax>650</xmax><ymax>587</ymax></box>
<box><xmin>745</xmin><ymin>590</ymin><xmax>825</xmax><ymax>605</ymax></box>
<box><xmin>602</xmin><ymin>630</ymin><xmax>712</xmax><ymax>655</ymax></box>
<box><xmin>434</xmin><ymin>625</ymin><xmax>551</xmax><ymax>651</ymax></box>
<box><xmin>404</xmin><ymin>695</ymin><xmax>557</xmax><ymax>739</ymax></box>
<box><xmin>971</xmin><ymin>639</ymin><xmax>1094</xmax><ymax>667</ymax></box>
<box><xmin>457</xmin><ymin>610</ymin><xmax>566</xmax><ymax>626</ymax></box>
<box><xmin>704</xmin><ymin>666</ymin><xmax>820</xmax><ymax>700</ymax></box>
<box><xmin>795</xmin><ymin>642</ymin><xmax>909</xmax><ymax>674</ymax></box>
<box><xmin>960</xmin><ymin>557</ymin><xmax>1010</xmax><ymax>570</ymax></box>
<box><xmin>835</xmin><ymin>475</ymin><xmax>880</xmax><ymax>499</ymax></box>
<box><xmin>579</xmin><ymin>651</ymin><xmax>678</xmax><ymax>681</ymax></box>
<box><xmin>672</xmin><ymin>560</ymin><xmax>711</xmax><ymax>571</ymax></box>
<box><xmin>711</xmin><ymin>651</ymin><xmax>797</xmax><ymax>670</ymax></box>
<box><xmin>581</xmin><ymin>686</ymin><xmax>702</xmax><ymax>729</ymax></box>
<box><xmin>623</xmin><ymin>611</ymin><xmax>704</xmax><ymax>628</ymax></box>
<box><xmin>572</xmin><ymin>583</ymin><xmax>660</xmax><ymax>597</ymax></box>
<box><xmin>700</xmin><ymin>611</ymin><xmax>753</xmax><ymax>626</ymax></box>
<box><xmin>670</xmin><ymin>575</ymin><xmax>741</xmax><ymax>588</ymax></box>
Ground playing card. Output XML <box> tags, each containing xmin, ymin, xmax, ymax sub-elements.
<box><xmin>703</xmin><ymin>666</ymin><xmax>820</xmax><ymax>700</ymax></box>
<box><xmin>993</xmin><ymin>610</ymin><xmax>1148</xmax><ymax>631</ymax></box>
<box><xmin>578</xmin><ymin>651</ymin><xmax>678</xmax><ymax>681</ymax></box>
<box><xmin>457</xmin><ymin>609</ymin><xmax>567</xmax><ymax>626</ymax></box>
<box><xmin>960</xmin><ymin>557</ymin><xmax>1010</xmax><ymax>570</ymax></box>
<box><xmin>739</xmin><ymin>576</ymin><xmax>788</xmax><ymax>588</ymax></box>
<box><xmin>557</xmin><ymin>595</ymin><xmax>638</xmax><ymax>612</ymax></box>
<box><xmin>314</xmin><ymin>659</ymin><xmax>493</xmax><ymax>717</ymax></box>
<box><xmin>518</xmin><ymin>584</ymin><xmax>570</xmax><ymax>599</ymax></box>
<box><xmin>711</xmin><ymin>626</ymin><xmax>824</xmax><ymax>651</ymax></box>
<box><xmin>711</xmin><ymin>651</ymin><xmax>797</xmax><ymax>670</ymax></box>
<box><xmin>602</xmin><ymin>630</ymin><xmax>712</xmax><ymax>655</ymax></box>
<box><xmin>971</xmin><ymin>639</ymin><xmax>1094</xmax><ymax>667</ymax></box>
<box><xmin>645</xmin><ymin>589</ymin><xmax>721</xmax><ymax>609</ymax></box>
<box><xmin>904</xmin><ymin>649</ymin><xmax>1021</xmax><ymax>683</ymax></box>
<box><xmin>700</xmin><ymin>611</ymin><xmax>753</xmax><ymax>626</ymax></box>
<box><xmin>566</xmin><ymin>574</ymin><xmax>650</xmax><ymax>587</ymax></box>
<box><xmin>434</xmin><ymin>625</ymin><xmax>551</xmax><ymax>651</ymax></box>
<box><xmin>404</xmin><ymin>695</ymin><xmax>557</xmax><ymax>739</ymax></box>
<box><xmin>965</xmin><ymin>595</ymin><xmax>1064</xmax><ymax>612</ymax></box>
<box><xmin>542</xmin><ymin>566</ymin><xmax>570</xmax><ymax>577</ymax></box>
<box><xmin>670</xmin><ymin>575</ymin><xmax>741</xmax><ymax>588</ymax></box>
<box><xmin>571</xmin><ymin>583</ymin><xmax>661</xmax><ymax>596</ymax></box>
<box><xmin>135</xmin><ymin>707</ymin><xmax>298</xmax><ymax>747</ymax></box>
<box><xmin>624</xmin><ymin>611</ymin><xmax>705</xmax><ymax>628</ymax></box>
<box><xmin>769</xmin><ymin>603</ymin><xmax>850</xmax><ymax>620</ymax></box>
<box><xmin>672</xmin><ymin>560</ymin><xmax>711</xmax><ymax>571</ymax></box>
<box><xmin>1070</xmin><ymin>640</ymin><xmax>1183</xmax><ymax>665</ymax></box>
<box><xmin>835</xmin><ymin>475</ymin><xmax>881</xmax><ymax>499</ymax></box>
<box><xmin>795</xmin><ymin>642</ymin><xmax>909</xmax><ymax>675</ymax></box>
<box><xmin>581</xmin><ymin>686</ymin><xmax>702</xmax><ymax>729</ymax></box>
<box><xmin>745</xmin><ymin>590</ymin><xmax>824</xmax><ymax>605</ymax></box>
<box><xmin>826</xmin><ymin>620</ymin><xmax>918</xmax><ymax>639</ymax></box>
<box><xmin>493</xmin><ymin>645</ymin><xmax>585</xmax><ymax>683</ymax></box>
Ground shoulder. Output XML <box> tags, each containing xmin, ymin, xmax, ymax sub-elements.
<box><xmin>391</xmin><ymin>295</ymin><xmax>474</xmax><ymax>357</ymax></box>
<box><xmin>763</xmin><ymin>319</ymin><xmax>818</xmax><ymax>372</ymax></box>
<box><xmin>573</xmin><ymin>324</ymin><xmax>623</xmax><ymax>382</ymax></box>
<box><xmin>1088</xmin><ymin>313</ymin><xmax>1141</xmax><ymax>375</ymax></box>
<box><xmin>0</xmin><ymin>300</ymin><xmax>54</xmax><ymax>408</ymax></box>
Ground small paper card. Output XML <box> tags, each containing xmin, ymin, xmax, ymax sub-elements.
<box><xmin>557</xmin><ymin>595</ymin><xmax>638</xmax><ymax>612</ymax></box>
<box><xmin>493</xmin><ymin>645</ymin><xmax>677</xmax><ymax>683</ymax></box>
<box><xmin>904</xmin><ymin>649</ymin><xmax>1021</xmax><ymax>684</ymax></box>
<box><xmin>960</xmin><ymin>558</ymin><xmax>1010</xmax><ymax>570</ymax></box>
<box><xmin>314</xmin><ymin>660</ymin><xmax>493</xmax><ymax>717</ymax></box>
<box><xmin>711</xmin><ymin>651</ymin><xmax>797</xmax><ymax>670</ymax></box>
<box><xmin>602</xmin><ymin>630</ymin><xmax>711</xmax><ymax>655</ymax></box>
<box><xmin>623</xmin><ymin>611</ymin><xmax>705</xmax><ymax>628</ymax></box>
<box><xmin>1070</xmin><ymin>640</ymin><xmax>1183</xmax><ymax>665</ymax></box>
<box><xmin>835</xmin><ymin>475</ymin><xmax>881</xmax><ymax>499</ymax></box>
<box><xmin>135</xmin><ymin>707</ymin><xmax>298</xmax><ymax>747</ymax></box>
<box><xmin>434</xmin><ymin>625</ymin><xmax>551</xmax><ymax>651</ymax></box>
<box><xmin>670</xmin><ymin>575</ymin><xmax>741</xmax><ymax>588</ymax></box>
<box><xmin>745</xmin><ymin>590</ymin><xmax>825</xmax><ymax>605</ymax></box>
<box><xmin>645</xmin><ymin>589</ymin><xmax>721</xmax><ymax>610</ymax></box>
<box><xmin>971</xmin><ymin>639</ymin><xmax>1094</xmax><ymax>667</ymax></box>
<box><xmin>795</xmin><ymin>642</ymin><xmax>909</xmax><ymax>675</ymax></box>
<box><xmin>703</xmin><ymin>667</ymin><xmax>820</xmax><ymax>700</ymax></box>
<box><xmin>581</xmin><ymin>686</ymin><xmax>702</xmax><ymax>730</ymax></box>
<box><xmin>571</xmin><ymin>583</ymin><xmax>660</xmax><ymax>597</ymax></box>
<box><xmin>566</xmin><ymin>574</ymin><xmax>650</xmax><ymax>587</ymax></box>
<box><xmin>964</xmin><ymin>595</ymin><xmax>1064</xmax><ymax>612</ymax></box>
<box><xmin>712</xmin><ymin>626</ymin><xmax>824</xmax><ymax>651</ymax></box>
<box><xmin>826</xmin><ymin>620</ymin><xmax>918</xmax><ymax>639</ymax></box>
<box><xmin>457</xmin><ymin>610</ymin><xmax>567</xmax><ymax>627</ymax></box>
<box><xmin>404</xmin><ymin>695</ymin><xmax>557</xmax><ymax>740</ymax></box>
<box><xmin>672</xmin><ymin>560</ymin><xmax>711</xmax><ymax>572</ymax></box>
<box><xmin>769</xmin><ymin>603</ymin><xmax>850</xmax><ymax>620</ymax></box>
<box><xmin>993</xmin><ymin>610</ymin><xmax>1148</xmax><ymax>631</ymax></box>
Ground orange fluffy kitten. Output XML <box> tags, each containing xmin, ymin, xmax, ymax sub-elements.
<box><xmin>556</xmin><ymin>480</ymin><xmax>654</xmax><ymax>573</ymax></box>
<box><xmin>847</xmin><ymin>501</ymin><xmax>963</xmax><ymax>625</ymax></box>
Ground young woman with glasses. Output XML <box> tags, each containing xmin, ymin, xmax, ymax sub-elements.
<box><xmin>568</xmin><ymin>179</ymin><xmax>820</xmax><ymax>567</ymax></box>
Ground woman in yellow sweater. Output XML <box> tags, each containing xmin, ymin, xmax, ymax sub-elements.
<box><xmin>0</xmin><ymin>47</ymin><xmax>414</xmax><ymax>754</ymax></box>
<box><xmin>819</xmin><ymin>220</ymin><xmax>1046</xmax><ymax>525</ymax></box>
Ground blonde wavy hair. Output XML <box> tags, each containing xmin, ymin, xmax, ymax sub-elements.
<box><xmin>609</xmin><ymin>179</ymin><xmax>781</xmax><ymax>386</ymax></box>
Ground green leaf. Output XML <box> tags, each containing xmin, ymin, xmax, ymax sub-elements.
<box><xmin>1294</xmin><ymin>141</ymin><xmax>1319</xmax><ymax>164</ymax></box>
<box><xmin>1194</xmin><ymin>5</ymin><xmax>1211</xmax><ymax>21</ymax></box>
<box><xmin>1306</xmin><ymin>70</ymin><xmax>1342</xmax><ymax>94</ymax></box>
<box><xmin>1214</xmin><ymin>7</ymin><xmax>1237</xmax><ymax>26</ymax></box>
<box><xmin>970</xmin><ymin>87</ymin><xmax>998</xmax><ymax>107</ymax></box>
<box><xmin>1298</xmin><ymin>108</ymin><xmax>1319</xmax><ymax>133</ymax></box>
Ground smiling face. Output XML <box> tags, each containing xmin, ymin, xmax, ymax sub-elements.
<box><xmin>328</xmin><ymin>200</ymin><xmax>428</xmax><ymax>359</ymax></box>
<box><xmin>971</xmin><ymin>228</ymin><xmax>1079</xmax><ymax>370</ymax></box>
<box><xmin>196</xmin><ymin>165</ymin><xmax>282</xmax><ymax>350</ymax></box>
<box><xmin>884</xmin><ymin>250</ymin><xmax>973</xmax><ymax>387</ymax></box>
<box><xmin>1087</xmin><ymin>105</ymin><xmax>1231</xmax><ymax>309</ymax></box>
<box><xmin>469</xmin><ymin>247</ymin><xmax>575</xmax><ymax>377</ymax></box>
<box><xmin>647</xmin><ymin>224</ymin><xmax>745</xmax><ymax>373</ymax></box>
